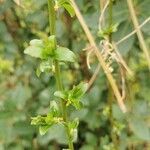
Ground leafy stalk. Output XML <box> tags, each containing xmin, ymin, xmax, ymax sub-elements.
<box><xmin>47</xmin><ymin>0</ymin><xmax>74</xmax><ymax>149</ymax></box>
<box><xmin>25</xmin><ymin>1</ymin><xmax>82</xmax><ymax>149</ymax></box>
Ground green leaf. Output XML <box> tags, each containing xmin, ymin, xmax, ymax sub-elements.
<box><xmin>54</xmin><ymin>82</ymin><xmax>88</xmax><ymax>109</ymax></box>
<box><xmin>69</xmin><ymin>82</ymin><xmax>88</xmax><ymax>100</ymax></box>
<box><xmin>31</xmin><ymin>113</ymin><xmax>63</xmax><ymax>136</ymax></box>
<box><xmin>55</xmin><ymin>47</ymin><xmax>76</xmax><ymax>62</ymax></box>
<box><xmin>38</xmin><ymin>124</ymin><xmax>68</xmax><ymax>144</ymax></box>
<box><xmin>49</xmin><ymin>101</ymin><xmax>60</xmax><ymax>116</ymax></box>
<box><xmin>39</xmin><ymin>125</ymin><xmax>50</xmax><ymax>135</ymax></box>
<box><xmin>58</xmin><ymin>0</ymin><xmax>70</xmax><ymax>5</ymax></box>
<box><xmin>54</xmin><ymin>91</ymin><xmax>67</xmax><ymax>99</ymax></box>
<box><xmin>36</xmin><ymin>60</ymin><xmax>54</xmax><ymax>77</ymax></box>
<box><xmin>24</xmin><ymin>46</ymin><xmax>43</xmax><ymax>58</ymax></box>
<box><xmin>42</xmin><ymin>35</ymin><xmax>56</xmax><ymax>58</ymax></box>
<box><xmin>71</xmin><ymin>101</ymin><xmax>83</xmax><ymax>109</ymax></box>
<box><xmin>68</xmin><ymin>118</ymin><xmax>79</xmax><ymax>142</ymax></box>
<box><xmin>58</xmin><ymin>0</ymin><xmax>75</xmax><ymax>17</ymax></box>
<box><xmin>112</xmin><ymin>0</ymin><xmax>128</xmax><ymax>24</ymax></box>
<box><xmin>68</xmin><ymin>82</ymin><xmax>88</xmax><ymax>109</ymax></box>
<box><xmin>68</xmin><ymin>118</ymin><xmax>79</xmax><ymax>129</ymax></box>
<box><xmin>24</xmin><ymin>39</ymin><xmax>44</xmax><ymax>58</ymax></box>
<box><xmin>98</xmin><ymin>23</ymin><xmax>119</xmax><ymax>38</ymax></box>
<box><xmin>130</xmin><ymin>119</ymin><xmax>150</xmax><ymax>141</ymax></box>
<box><xmin>24</xmin><ymin>35</ymin><xmax>56</xmax><ymax>59</ymax></box>
<box><xmin>31</xmin><ymin>115</ymin><xmax>46</xmax><ymax>125</ymax></box>
<box><xmin>62</xmin><ymin>3</ymin><xmax>75</xmax><ymax>17</ymax></box>
<box><xmin>30</xmin><ymin>39</ymin><xmax>43</xmax><ymax>46</ymax></box>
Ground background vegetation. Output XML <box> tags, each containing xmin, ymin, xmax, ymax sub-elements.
<box><xmin>0</xmin><ymin>0</ymin><xmax>150</xmax><ymax>149</ymax></box>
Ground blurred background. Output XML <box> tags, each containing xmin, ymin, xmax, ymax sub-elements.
<box><xmin>0</xmin><ymin>0</ymin><xmax>150</xmax><ymax>149</ymax></box>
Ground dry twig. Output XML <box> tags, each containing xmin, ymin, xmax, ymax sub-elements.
<box><xmin>127</xmin><ymin>0</ymin><xmax>150</xmax><ymax>69</ymax></box>
<box><xmin>116</xmin><ymin>17</ymin><xmax>150</xmax><ymax>45</ymax></box>
<box><xmin>71</xmin><ymin>0</ymin><xmax>127</xmax><ymax>113</ymax></box>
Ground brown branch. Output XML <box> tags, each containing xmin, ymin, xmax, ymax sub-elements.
<box><xmin>116</xmin><ymin>17</ymin><xmax>150</xmax><ymax>45</ymax></box>
<box><xmin>87</xmin><ymin>65</ymin><xmax>101</xmax><ymax>90</ymax></box>
<box><xmin>127</xmin><ymin>0</ymin><xmax>150</xmax><ymax>70</ymax></box>
<box><xmin>98</xmin><ymin>0</ymin><xmax>109</xmax><ymax>30</ymax></box>
<box><xmin>112</xmin><ymin>42</ymin><xmax>134</xmax><ymax>76</ymax></box>
<box><xmin>71</xmin><ymin>0</ymin><xmax>127</xmax><ymax>113</ymax></box>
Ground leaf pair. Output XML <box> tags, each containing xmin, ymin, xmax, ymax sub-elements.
<box><xmin>31</xmin><ymin>101</ymin><xmax>80</xmax><ymax>137</ymax></box>
<box><xmin>31</xmin><ymin>101</ymin><xmax>63</xmax><ymax>135</ymax></box>
<box><xmin>54</xmin><ymin>82</ymin><xmax>88</xmax><ymax>109</ymax></box>
<box><xmin>24</xmin><ymin>35</ymin><xmax>76</xmax><ymax>62</ymax></box>
<box><xmin>98</xmin><ymin>23</ymin><xmax>119</xmax><ymax>38</ymax></box>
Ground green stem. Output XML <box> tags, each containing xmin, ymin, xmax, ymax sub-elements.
<box><xmin>108</xmin><ymin>0</ymin><xmax>112</xmax><ymax>41</ymax></box>
<box><xmin>108</xmin><ymin>1</ymin><xmax>118</xmax><ymax>149</ymax></box>
<box><xmin>47</xmin><ymin>0</ymin><xmax>74</xmax><ymax>149</ymax></box>
<box><xmin>48</xmin><ymin>0</ymin><xmax>56</xmax><ymax>35</ymax></box>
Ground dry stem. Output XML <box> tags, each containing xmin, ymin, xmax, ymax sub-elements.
<box><xmin>71</xmin><ymin>0</ymin><xmax>127</xmax><ymax>113</ymax></box>
<box><xmin>87</xmin><ymin>65</ymin><xmax>101</xmax><ymax>90</ymax></box>
<box><xmin>127</xmin><ymin>0</ymin><xmax>150</xmax><ymax>69</ymax></box>
<box><xmin>116</xmin><ymin>17</ymin><xmax>150</xmax><ymax>45</ymax></box>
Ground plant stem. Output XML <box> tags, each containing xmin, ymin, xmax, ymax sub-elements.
<box><xmin>48</xmin><ymin>0</ymin><xmax>56</xmax><ymax>35</ymax></box>
<box><xmin>108</xmin><ymin>0</ymin><xmax>112</xmax><ymax>42</ymax></box>
<box><xmin>108</xmin><ymin>0</ymin><xmax>113</xmax><ymax>132</ymax></box>
<box><xmin>127</xmin><ymin>0</ymin><xmax>150</xmax><ymax>70</ymax></box>
<box><xmin>108</xmin><ymin>1</ymin><xmax>118</xmax><ymax>149</ymax></box>
<box><xmin>47</xmin><ymin>0</ymin><xmax>74</xmax><ymax>149</ymax></box>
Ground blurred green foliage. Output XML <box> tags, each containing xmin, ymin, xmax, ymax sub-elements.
<box><xmin>0</xmin><ymin>0</ymin><xmax>150</xmax><ymax>149</ymax></box>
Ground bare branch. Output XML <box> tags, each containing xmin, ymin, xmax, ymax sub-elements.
<box><xmin>99</xmin><ymin>0</ymin><xmax>109</xmax><ymax>30</ymax></box>
<box><xmin>112</xmin><ymin>42</ymin><xmax>134</xmax><ymax>76</ymax></box>
<box><xmin>127</xmin><ymin>0</ymin><xmax>150</xmax><ymax>70</ymax></box>
<box><xmin>87</xmin><ymin>65</ymin><xmax>101</xmax><ymax>90</ymax></box>
<box><xmin>116</xmin><ymin>17</ymin><xmax>150</xmax><ymax>45</ymax></box>
<box><xmin>71</xmin><ymin>0</ymin><xmax>127</xmax><ymax>113</ymax></box>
